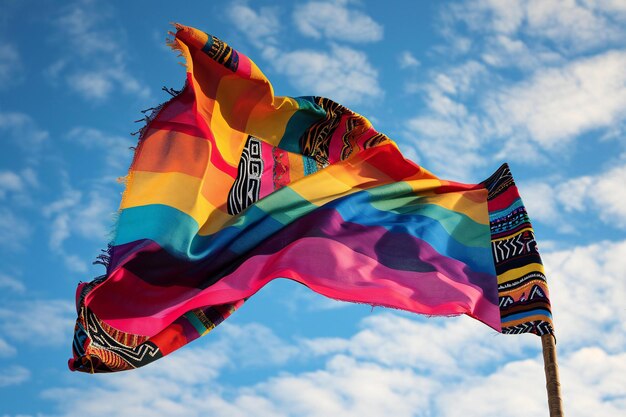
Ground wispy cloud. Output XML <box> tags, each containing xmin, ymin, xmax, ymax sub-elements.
<box><xmin>486</xmin><ymin>50</ymin><xmax>626</xmax><ymax>149</ymax></box>
<box><xmin>48</xmin><ymin>0</ymin><xmax>150</xmax><ymax>102</ymax></box>
<box><xmin>520</xmin><ymin>160</ymin><xmax>626</xmax><ymax>230</ymax></box>
<box><xmin>227</xmin><ymin>1</ymin><xmax>382</xmax><ymax>106</ymax></box>
<box><xmin>0</xmin><ymin>299</ymin><xmax>75</xmax><ymax>347</ymax></box>
<box><xmin>0</xmin><ymin>43</ymin><xmax>22</xmax><ymax>88</ymax></box>
<box><xmin>0</xmin><ymin>365</ymin><xmax>30</xmax><ymax>388</ymax></box>
<box><xmin>449</xmin><ymin>0</ymin><xmax>626</xmax><ymax>54</ymax></box>
<box><xmin>273</xmin><ymin>44</ymin><xmax>382</xmax><ymax>104</ymax></box>
<box><xmin>66</xmin><ymin>127</ymin><xmax>134</xmax><ymax>172</ymax></box>
<box><xmin>293</xmin><ymin>0</ymin><xmax>384</xmax><ymax>43</ymax></box>
<box><xmin>0</xmin><ymin>273</ymin><xmax>26</xmax><ymax>294</ymax></box>
<box><xmin>0</xmin><ymin>207</ymin><xmax>31</xmax><ymax>251</ymax></box>
<box><xmin>545</xmin><ymin>239</ymin><xmax>626</xmax><ymax>352</ymax></box>
<box><xmin>43</xmin><ymin>181</ymin><xmax>118</xmax><ymax>273</ymax></box>
<box><xmin>0</xmin><ymin>112</ymin><xmax>49</xmax><ymax>150</ymax></box>
<box><xmin>0</xmin><ymin>337</ymin><xmax>17</xmax><ymax>357</ymax></box>
<box><xmin>398</xmin><ymin>51</ymin><xmax>420</xmax><ymax>69</ymax></box>
<box><xmin>401</xmin><ymin>2</ymin><xmax>626</xmax><ymax>180</ymax></box>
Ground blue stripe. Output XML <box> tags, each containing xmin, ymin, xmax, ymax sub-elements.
<box><xmin>323</xmin><ymin>191</ymin><xmax>494</xmax><ymax>275</ymax></box>
<box><xmin>503</xmin><ymin>309</ymin><xmax>553</xmax><ymax>322</ymax></box>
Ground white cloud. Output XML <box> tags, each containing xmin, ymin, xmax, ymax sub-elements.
<box><xmin>398</xmin><ymin>51</ymin><xmax>420</xmax><ymax>69</ymax></box>
<box><xmin>273</xmin><ymin>44</ymin><xmax>382</xmax><ymax>104</ymax></box>
<box><xmin>0</xmin><ymin>43</ymin><xmax>22</xmax><ymax>87</ymax></box>
<box><xmin>0</xmin><ymin>207</ymin><xmax>31</xmax><ymax>251</ymax></box>
<box><xmin>0</xmin><ymin>171</ymin><xmax>23</xmax><ymax>198</ymax></box>
<box><xmin>0</xmin><ymin>168</ymin><xmax>38</xmax><ymax>206</ymax></box>
<box><xmin>437</xmin><ymin>347</ymin><xmax>626</xmax><ymax>417</ymax></box>
<box><xmin>487</xmin><ymin>50</ymin><xmax>626</xmax><ymax>149</ymax></box>
<box><xmin>520</xmin><ymin>161</ymin><xmax>626</xmax><ymax>230</ymax></box>
<box><xmin>0</xmin><ymin>300</ymin><xmax>75</xmax><ymax>346</ymax></box>
<box><xmin>403</xmin><ymin>48</ymin><xmax>626</xmax><ymax>179</ymax></box>
<box><xmin>451</xmin><ymin>0</ymin><xmax>626</xmax><ymax>53</ymax></box>
<box><xmin>0</xmin><ymin>336</ymin><xmax>17</xmax><ymax>357</ymax></box>
<box><xmin>227</xmin><ymin>2</ymin><xmax>382</xmax><ymax>106</ymax></box>
<box><xmin>293</xmin><ymin>0</ymin><xmax>383</xmax><ymax>43</ymax></box>
<box><xmin>558</xmin><ymin>163</ymin><xmax>626</xmax><ymax>228</ymax></box>
<box><xmin>399</xmin><ymin>1</ymin><xmax>626</xmax><ymax>183</ymax></box>
<box><xmin>302</xmin><ymin>313</ymin><xmax>539</xmax><ymax>377</ymax></box>
<box><xmin>70</xmin><ymin>71</ymin><xmax>115</xmax><ymax>100</ymax></box>
<box><xmin>227</xmin><ymin>2</ymin><xmax>281</xmax><ymax>49</ymax></box>
<box><xmin>0</xmin><ymin>112</ymin><xmax>49</xmax><ymax>149</ymax></box>
<box><xmin>0</xmin><ymin>273</ymin><xmax>26</xmax><ymax>293</ymax></box>
<box><xmin>480</xmin><ymin>34</ymin><xmax>563</xmax><ymax>70</ymax></box>
<box><xmin>544</xmin><ymin>239</ymin><xmax>626</xmax><ymax>351</ymax></box>
<box><xmin>42</xmin><ymin>183</ymin><xmax>117</xmax><ymax>272</ymax></box>
<box><xmin>50</xmin><ymin>1</ymin><xmax>150</xmax><ymax>101</ymax></box>
<box><xmin>0</xmin><ymin>366</ymin><xmax>30</xmax><ymax>388</ymax></box>
<box><xmin>66</xmin><ymin>127</ymin><xmax>134</xmax><ymax>172</ymax></box>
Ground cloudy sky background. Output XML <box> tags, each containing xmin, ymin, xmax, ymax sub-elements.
<box><xmin>1</xmin><ymin>0</ymin><xmax>625</xmax><ymax>415</ymax></box>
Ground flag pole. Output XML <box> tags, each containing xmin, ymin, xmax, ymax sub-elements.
<box><xmin>541</xmin><ymin>334</ymin><xmax>564</xmax><ymax>416</ymax></box>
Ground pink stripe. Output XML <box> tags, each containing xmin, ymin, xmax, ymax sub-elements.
<box><xmin>237</xmin><ymin>54</ymin><xmax>252</xmax><ymax>79</ymax></box>
<box><xmin>259</xmin><ymin>140</ymin><xmax>275</xmax><ymax>199</ymax></box>
<box><xmin>90</xmin><ymin>238</ymin><xmax>500</xmax><ymax>336</ymax></box>
<box><xmin>328</xmin><ymin>114</ymin><xmax>348</xmax><ymax>162</ymax></box>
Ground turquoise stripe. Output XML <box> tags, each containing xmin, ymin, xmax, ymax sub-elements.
<box><xmin>115</xmin><ymin>205</ymin><xmax>199</xmax><ymax>258</ymax></box>
<box><xmin>277</xmin><ymin>97</ymin><xmax>325</xmax><ymax>153</ymax></box>
<box><xmin>201</xmin><ymin>34</ymin><xmax>214</xmax><ymax>54</ymax></box>
<box><xmin>365</xmin><ymin>182</ymin><xmax>489</xmax><ymax>248</ymax></box>
<box><xmin>302</xmin><ymin>155</ymin><xmax>318</xmax><ymax>176</ymax></box>
<box><xmin>115</xmin><ymin>205</ymin><xmax>244</xmax><ymax>260</ymax></box>
<box><xmin>184</xmin><ymin>311</ymin><xmax>209</xmax><ymax>335</ymax></box>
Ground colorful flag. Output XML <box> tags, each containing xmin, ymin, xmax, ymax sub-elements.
<box><xmin>69</xmin><ymin>24</ymin><xmax>553</xmax><ymax>373</ymax></box>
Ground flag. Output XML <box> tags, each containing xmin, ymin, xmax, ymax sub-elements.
<box><xmin>69</xmin><ymin>24</ymin><xmax>553</xmax><ymax>373</ymax></box>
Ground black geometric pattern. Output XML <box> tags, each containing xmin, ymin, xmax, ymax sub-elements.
<box><xmin>228</xmin><ymin>136</ymin><xmax>264</xmax><ymax>215</ymax></box>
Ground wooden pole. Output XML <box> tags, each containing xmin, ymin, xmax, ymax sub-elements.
<box><xmin>541</xmin><ymin>334</ymin><xmax>564</xmax><ymax>416</ymax></box>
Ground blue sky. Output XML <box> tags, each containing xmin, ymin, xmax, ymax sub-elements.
<box><xmin>1</xmin><ymin>0</ymin><xmax>625</xmax><ymax>415</ymax></box>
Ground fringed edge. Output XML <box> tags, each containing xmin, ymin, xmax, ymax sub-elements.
<box><xmin>85</xmin><ymin>26</ymin><xmax>191</xmax><ymax>289</ymax></box>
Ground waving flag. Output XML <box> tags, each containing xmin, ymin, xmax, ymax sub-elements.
<box><xmin>69</xmin><ymin>24</ymin><xmax>553</xmax><ymax>373</ymax></box>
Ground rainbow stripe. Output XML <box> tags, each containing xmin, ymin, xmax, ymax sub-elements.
<box><xmin>69</xmin><ymin>25</ymin><xmax>552</xmax><ymax>373</ymax></box>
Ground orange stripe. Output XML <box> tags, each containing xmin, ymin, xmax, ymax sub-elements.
<box><xmin>133</xmin><ymin>129</ymin><xmax>210</xmax><ymax>178</ymax></box>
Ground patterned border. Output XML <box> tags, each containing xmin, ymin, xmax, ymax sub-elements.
<box><xmin>482</xmin><ymin>164</ymin><xmax>554</xmax><ymax>336</ymax></box>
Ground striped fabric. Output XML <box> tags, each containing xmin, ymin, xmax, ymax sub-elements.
<box><xmin>69</xmin><ymin>24</ymin><xmax>553</xmax><ymax>373</ymax></box>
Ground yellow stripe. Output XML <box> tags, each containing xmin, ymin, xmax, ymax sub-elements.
<box><xmin>289</xmin><ymin>167</ymin><xmax>357</xmax><ymax>207</ymax></box>
<box><xmin>497</xmin><ymin>263</ymin><xmax>545</xmax><ymax>285</ymax></box>
<box><xmin>207</xmin><ymin>100</ymin><xmax>248</xmax><ymax>166</ymax></box>
<box><xmin>121</xmin><ymin>171</ymin><xmax>216</xmax><ymax>227</ymax></box>
<box><xmin>287</xmin><ymin>151</ymin><xmax>304</xmax><ymax>182</ymax></box>
<box><xmin>246</xmin><ymin>96</ymin><xmax>300</xmax><ymax>145</ymax></box>
<box><xmin>419</xmin><ymin>190</ymin><xmax>490</xmax><ymax>225</ymax></box>
<box><xmin>198</xmin><ymin>207</ymin><xmax>234</xmax><ymax>236</ymax></box>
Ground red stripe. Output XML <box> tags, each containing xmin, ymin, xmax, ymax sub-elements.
<box><xmin>488</xmin><ymin>185</ymin><xmax>520</xmax><ymax>212</ymax></box>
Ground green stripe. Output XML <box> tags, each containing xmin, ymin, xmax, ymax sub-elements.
<box><xmin>277</xmin><ymin>97</ymin><xmax>326</xmax><ymax>153</ymax></box>
<box><xmin>365</xmin><ymin>182</ymin><xmax>490</xmax><ymax>248</ymax></box>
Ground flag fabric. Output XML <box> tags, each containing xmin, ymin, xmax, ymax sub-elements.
<box><xmin>69</xmin><ymin>24</ymin><xmax>553</xmax><ymax>373</ymax></box>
